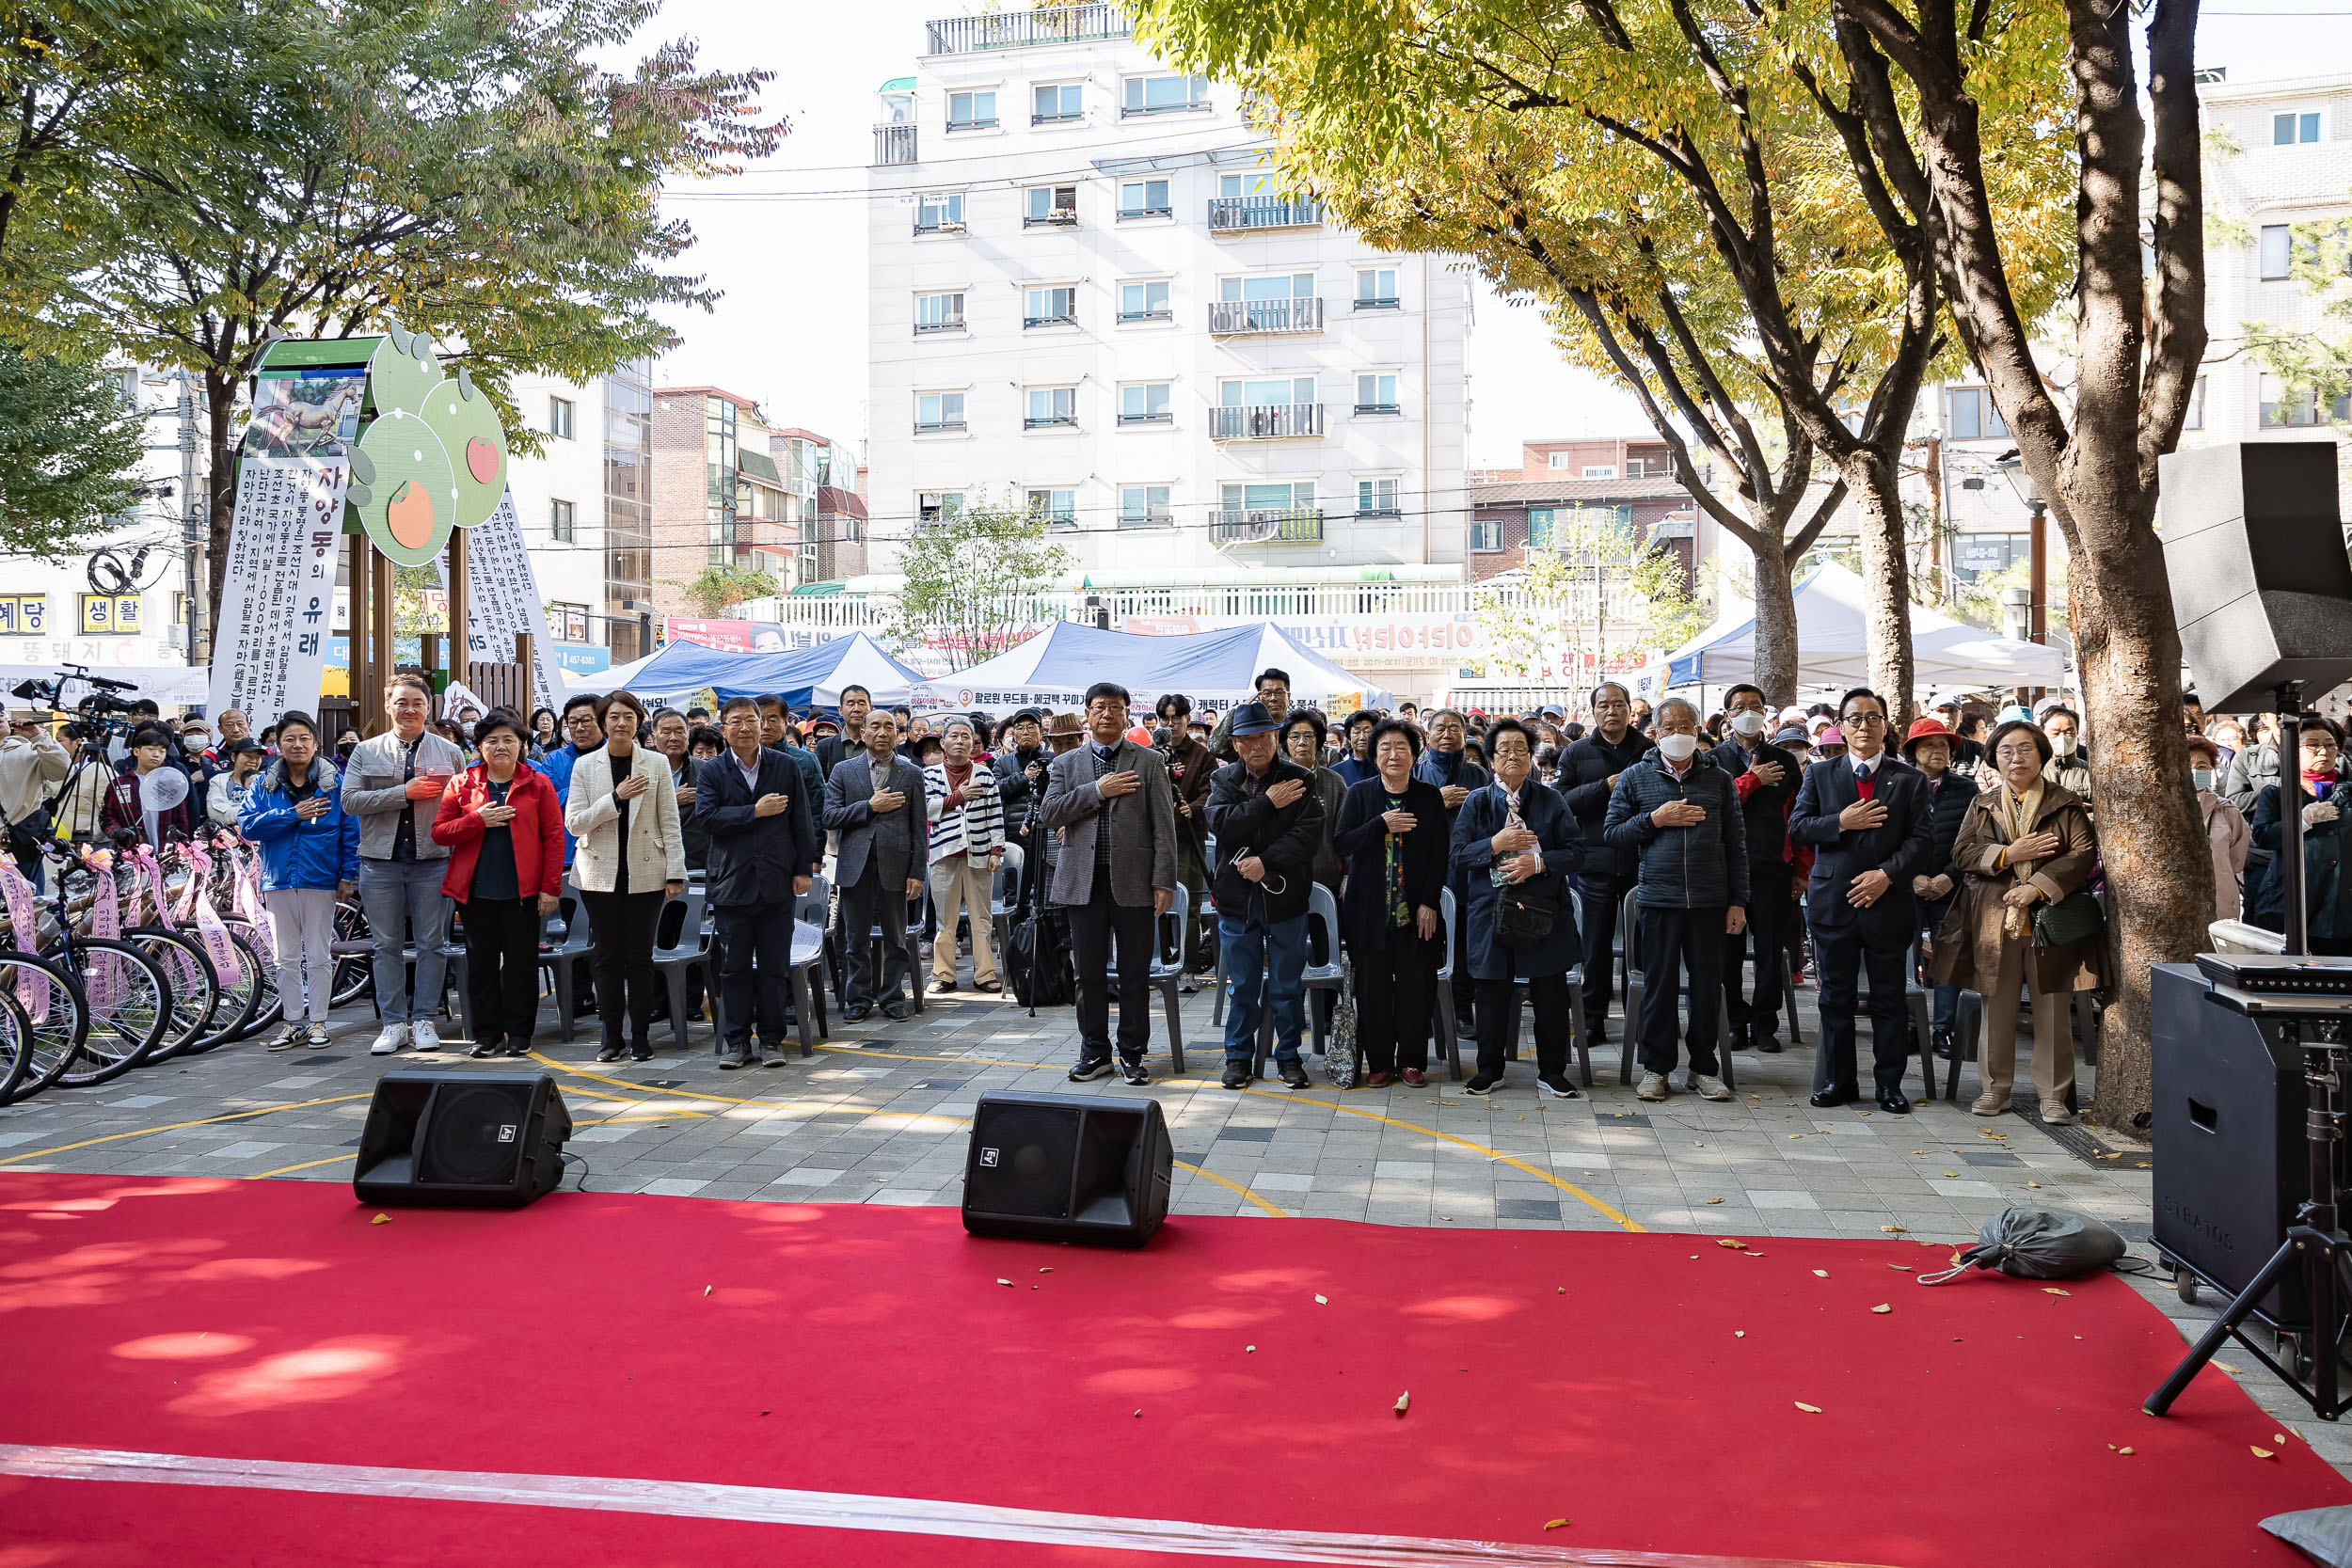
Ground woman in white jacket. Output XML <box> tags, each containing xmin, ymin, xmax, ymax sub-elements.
<box><xmin>563</xmin><ymin>690</ymin><xmax>685</xmax><ymax>1061</ymax></box>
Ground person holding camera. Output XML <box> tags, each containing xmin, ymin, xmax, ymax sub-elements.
<box><xmin>239</xmin><ymin>712</ymin><xmax>359</xmax><ymax>1049</ymax></box>
<box><xmin>0</xmin><ymin>709</ymin><xmax>67</xmax><ymax>886</ymax></box>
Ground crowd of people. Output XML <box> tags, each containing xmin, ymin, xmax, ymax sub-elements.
<box><xmin>43</xmin><ymin>663</ymin><xmax>2344</xmax><ymax>1114</ymax></box>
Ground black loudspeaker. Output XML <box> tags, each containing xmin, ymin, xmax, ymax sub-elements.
<box><xmin>2158</xmin><ymin>440</ymin><xmax>2352</xmax><ymax>715</ymax></box>
<box><xmin>2150</xmin><ymin>964</ymin><xmax>2320</xmax><ymax>1324</ymax></box>
<box><xmin>353</xmin><ymin>1070</ymin><xmax>572</xmax><ymax>1210</ymax></box>
<box><xmin>961</xmin><ymin>1091</ymin><xmax>1172</xmax><ymax>1247</ymax></box>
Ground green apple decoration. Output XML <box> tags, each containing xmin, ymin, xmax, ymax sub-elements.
<box><xmin>349</xmin><ymin>407</ymin><xmax>458</xmax><ymax>566</ymax></box>
<box><xmin>342</xmin><ymin>320</ymin><xmax>511</xmax><ymax>561</ymax></box>
<box><xmin>421</xmin><ymin>367</ymin><xmax>506</xmax><ymax>528</ymax></box>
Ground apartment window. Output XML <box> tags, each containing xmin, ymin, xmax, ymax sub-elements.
<box><xmin>1546</xmin><ymin>452</ymin><xmax>1573</xmax><ymax>469</ymax></box>
<box><xmin>1470</xmin><ymin>516</ymin><xmax>1503</xmax><ymax>551</ymax></box>
<box><xmin>1024</xmin><ymin>185</ymin><xmax>1077</xmax><ymax>228</ymax></box>
<box><xmin>1119</xmin><ymin>179</ymin><xmax>1171</xmax><ymax>219</ymax></box>
<box><xmin>914</xmin><ymin>291</ymin><xmax>965</xmax><ymax>334</ymax></box>
<box><xmin>915</xmin><ymin>391</ymin><xmax>966</xmax><ymax>433</ymax></box>
<box><xmin>1025</xmin><ymin>286</ymin><xmax>1076</xmax><ymax>327</ymax></box>
<box><xmin>1357</xmin><ymin>477</ymin><xmax>1401</xmax><ymax>517</ymax></box>
<box><xmin>1627</xmin><ymin>455</ymin><xmax>1662</xmax><ymax>477</ymax></box>
<box><xmin>1582</xmin><ymin>465</ymin><xmax>1616</xmax><ymax>480</ymax></box>
<box><xmin>1025</xmin><ymin>387</ymin><xmax>1077</xmax><ymax>429</ymax></box>
<box><xmin>1119</xmin><ymin>279</ymin><xmax>1170</xmax><ymax>321</ymax></box>
<box><xmin>1120</xmin><ymin>484</ymin><xmax>1172</xmax><ymax>528</ymax></box>
<box><xmin>2261</xmin><ymin>224</ymin><xmax>2293</xmax><ymax>280</ymax></box>
<box><xmin>918</xmin><ymin>491</ymin><xmax>964</xmax><ymax>526</ymax></box>
<box><xmin>1221</xmin><ymin>481</ymin><xmax>1315</xmax><ymax>512</ymax></box>
<box><xmin>1027</xmin><ymin>487</ymin><xmax>1077</xmax><ymax>528</ymax></box>
<box><xmin>2274</xmin><ymin>110</ymin><xmax>2322</xmax><ymax>145</ymax></box>
<box><xmin>1947</xmin><ymin>386</ymin><xmax>2010</xmax><ymax>440</ymax></box>
<box><xmin>1221</xmin><ymin>272</ymin><xmax>1314</xmax><ymax>303</ymax></box>
<box><xmin>1120</xmin><ymin>383</ymin><xmax>1171</xmax><ymax>424</ymax></box>
<box><xmin>548</xmin><ymin>396</ymin><xmax>575</xmax><ymax>440</ymax></box>
<box><xmin>1355</xmin><ymin>372</ymin><xmax>1399</xmax><ymax>415</ymax></box>
<box><xmin>2185</xmin><ymin>375</ymin><xmax>2205</xmax><ymax>432</ymax></box>
<box><xmin>2260</xmin><ymin>374</ymin><xmax>2351</xmax><ymax>427</ymax></box>
<box><xmin>549</xmin><ymin>499</ymin><xmax>576</xmax><ymax>542</ymax></box>
<box><xmin>915</xmin><ymin>192</ymin><xmax>965</xmax><ymax>234</ymax></box>
<box><xmin>1033</xmin><ymin>83</ymin><xmax>1081</xmax><ymax>124</ymax></box>
<box><xmin>548</xmin><ymin>602</ymin><xmax>592</xmax><ymax>642</ymax></box>
<box><xmin>947</xmin><ymin>89</ymin><xmax>996</xmax><ymax>131</ymax></box>
<box><xmin>1222</xmin><ymin>375</ymin><xmax>1315</xmax><ymax>407</ymax></box>
<box><xmin>1355</xmin><ymin>268</ymin><xmax>1399</xmax><ymax>309</ymax></box>
<box><xmin>1122</xmin><ymin>73</ymin><xmax>1208</xmax><ymax>115</ymax></box>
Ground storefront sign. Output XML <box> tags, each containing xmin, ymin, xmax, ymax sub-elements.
<box><xmin>1124</xmin><ymin>611</ymin><xmax>1486</xmax><ymax>670</ymax></box>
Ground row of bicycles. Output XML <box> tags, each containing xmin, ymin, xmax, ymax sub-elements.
<box><xmin>0</xmin><ymin>831</ymin><xmax>371</xmax><ymax>1104</ymax></box>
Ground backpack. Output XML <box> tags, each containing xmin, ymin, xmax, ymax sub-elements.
<box><xmin>1007</xmin><ymin>859</ymin><xmax>1073</xmax><ymax>1012</ymax></box>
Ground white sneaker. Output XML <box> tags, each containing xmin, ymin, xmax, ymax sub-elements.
<box><xmin>1636</xmin><ymin>1071</ymin><xmax>1670</xmax><ymax>1102</ymax></box>
<box><xmin>1694</xmin><ymin>1074</ymin><xmax>1733</xmax><ymax>1101</ymax></box>
<box><xmin>305</xmin><ymin>1022</ymin><xmax>331</xmax><ymax>1048</ymax></box>
<box><xmin>410</xmin><ymin>1021</ymin><xmax>440</xmax><ymax>1053</ymax></box>
<box><xmin>370</xmin><ymin>1024</ymin><xmax>409</xmax><ymax>1056</ymax></box>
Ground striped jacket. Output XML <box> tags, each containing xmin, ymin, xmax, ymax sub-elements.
<box><xmin>924</xmin><ymin>760</ymin><xmax>1006</xmax><ymax>865</ymax></box>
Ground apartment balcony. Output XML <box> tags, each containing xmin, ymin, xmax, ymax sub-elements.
<box><xmin>1208</xmin><ymin>196</ymin><xmax>1322</xmax><ymax>232</ymax></box>
<box><xmin>1212</xmin><ymin>508</ymin><xmax>1325</xmax><ymax>547</ymax></box>
<box><xmin>1206</xmin><ymin>297</ymin><xmax>1324</xmax><ymax>336</ymax></box>
<box><xmin>1023</xmin><ymin>209</ymin><xmax>1079</xmax><ymax>230</ymax></box>
<box><xmin>1023</xmin><ymin>413</ymin><xmax>1079</xmax><ymax>431</ymax></box>
<box><xmin>873</xmin><ymin>124</ymin><xmax>917</xmax><ymax>166</ymax></box>
<box><xmin>927</xmin><ymin>5</ymin><xmax>1132</xmax><ymax>53</ymax></box>
<box><xmin>913</xmin><ymin>318</ymin><xmax>965</xmax><ymax>336</ymax></box>
<box><xmin>1210</xmin><ymin>403</ymin><xmax>1323</xmax><ymax>441</ymax></box>
<box><xmin>914</xmin><ymin>216</ymin><xmax>965</xmax><ymax>236</ymax></box>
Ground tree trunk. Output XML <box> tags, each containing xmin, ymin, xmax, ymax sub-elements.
<box><xmin>204</xmin><ymin>372</ymin><xmax>240</xmax><ymax>640</ymax></box>
<box><xmin>2067</xmin><ymin>503</ymin><xmax>2212</xmax><ymax>1133</ymax></box>
<box><xmin>1750</xmin><ymin>538</ymin><xmax>1799</xmax><ymax>707</ymax></box>
<box><xmin>1846</xmin><ymin>454</ymin><xmax>1916</xmax><ymax>724</ymax></box>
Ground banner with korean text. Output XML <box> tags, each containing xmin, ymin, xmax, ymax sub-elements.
<box><xmin>208</xmin><ymin>451</ymin><xmax>351</xmax><ymax>720</ymax></box>
<box><xmin>439</xmin><ymin>487</ymin><xmax>558</xmax><ymax>718</ymax></box>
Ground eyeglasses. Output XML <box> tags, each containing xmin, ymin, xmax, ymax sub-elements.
<box><xmin>1840</xmin><ymin>712</ymin><xmax>1887</xmax><ymax>726</ymax></box>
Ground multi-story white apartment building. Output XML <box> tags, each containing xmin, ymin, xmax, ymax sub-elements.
<box><xmin>865</xmin><ymin>2</ymin><xmax>1469</xmax><ymax>591</ymax></box>
<box><xmin>2191</xmin><ymin>70</ymin><xmax>2352</xmax><ymax>460</ymax></box>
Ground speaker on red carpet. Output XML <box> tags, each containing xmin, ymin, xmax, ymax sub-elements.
<box><xmin>354</xmin><ymin>1070</ymin><xmax>572</xmax><ymax>1210</ymax></box>
<box><xmin>962</xmin><ymin>1091</ymin><xmax>1171</xmax><ymax>1247</ymax></box>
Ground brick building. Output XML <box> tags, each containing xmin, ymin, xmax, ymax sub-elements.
<box><xmin>649</xmin><ymin>388</ymin><xmax>861</xmax><ymax>621</ymax></box>
<box><xmin>1467</xmin><ymin>436</ymin><xmax>1699</xmax><ymax>583</ymax></box>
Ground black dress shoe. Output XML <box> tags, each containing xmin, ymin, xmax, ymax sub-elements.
<box><xmin>1753</xmin><ymin>1035</ymin><xmax>1785</xmax><ymax>1054</ymax></box>
<box><xmin>1809</xmin><ymin>1085</ymin><xmax>1858</xmax><ymax>1108</ymax></box>
<box><xmin>596</xmin><ymin>1044</ymin><xmax>625</xmax><ymax>1063</ymax></box>
<box><xmin>844</xmin><ymin>1004</ymin><xmax>872</xmax><ymax>1023</ymax></box>
<box><xmin>1876</xmin><ymin>1089</ymin><xmax>1913</xmax><ymax>1115</ymax></box>
<box><xmin>1932</xmin><ymin>1027</ymin><xmax>1955</xmax><ymax>1061</ymax></box>
<box><xmin>630</xmin><ymin>1042</ymin><xmax>654</xmax><ymax>1062</ymax></box>
<box><xmin>881</xmin><ymin>1000</ymin><xmax>911</xmax><ymax>1022</ymax></box>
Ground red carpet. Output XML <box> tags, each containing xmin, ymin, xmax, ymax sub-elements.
<box><xmin>0</xmin><ymin>1172</ymin><xmax>2339</xmax><ymax>1567</ymax></box>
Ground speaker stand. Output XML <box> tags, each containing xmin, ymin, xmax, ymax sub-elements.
<box><xmin>2146</xmin><ymin>1020</ymin><xmax>2352</xmax><ymax>1420</ymax></box>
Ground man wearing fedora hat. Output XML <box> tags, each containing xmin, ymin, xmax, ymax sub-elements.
<box><xmin>1205</xmin><ymin>698</ymin><xmax>1326</xmax><ymax>1089</ymax></box>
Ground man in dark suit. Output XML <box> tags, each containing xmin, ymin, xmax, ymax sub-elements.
<box><xmin>1710</xmin><ymin>682</ymin><xmax>1801</xmax><ymax>1053</ymax></box>
<box><xmin>1040</xmin><ymin>681</ymin><xmax>1178</xmax><ymax>1086</ymax></box>
<box><xmin>822</xmin><ymin>709</ymin><xmax>930</xmax><ymax>1022</ymax></box>
<box><xmin>697</xmin><ymin>696</ymin><xmax>819</xmax><ymax>1069</ymax></box>
<box><xmin>813</xmin><ymin>685</ymin><xmax>872</xmax><ymax>779</ymax></box>
<box><xmin>1557</xmin><ymin>682</ymin><xmax>1652</xmax><ymax>1043</ymax></box>
<box><xmin>1787</xmin><ymin>687</ymin><xmax>1937</xmax><ymax>1113</ymax></box>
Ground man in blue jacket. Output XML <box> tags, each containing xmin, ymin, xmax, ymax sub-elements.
<box><xmin>1787</xmin><ymin>687</ymin><xmax>1938</xmax><ymax>1113</ymax></box>
<box><xmin>1603</xmin><ymin>697</ymin><xmax>1748</xmax><ymax>1104</ymax></box>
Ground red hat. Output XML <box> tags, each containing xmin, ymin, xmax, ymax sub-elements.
<box><xmin>1900</xmin><ymin>716</ymin><xmax>1953</xmax><ymax>756</ymax></box>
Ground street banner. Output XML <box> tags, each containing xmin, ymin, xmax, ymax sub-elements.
<box><xmin>439</xmin><ymin>487</ymin><xmax>557</xmax><ymax>717</ymax></box>
<box><xmin>208</xmin><ymin>451</ymin><xmax>351</xmax><ymax>720</ymax></box>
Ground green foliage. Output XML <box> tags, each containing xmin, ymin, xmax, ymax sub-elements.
<box><xmin>891</xmin><ymin>496</ymin><xmax>1073</xmax><ymax>661</ymax></box>
<box><xmin>1474</xmin><ymin>510</ymin><xmax>1706</xmax><ymax>676</ymax></box>
<box><xmin>0</xmin><ymin>341</ymin><xmax>143</xmax><ymax>558</ymax></box>
<box><xmin>2245</xmin><ymin>217</ymin><xmax>2352</xmax><ymax>423</ymax></box>
<box><xmin>678</xmin><ymin>565</ymin><xmax>780</xmax><ymax>617</ymax></box>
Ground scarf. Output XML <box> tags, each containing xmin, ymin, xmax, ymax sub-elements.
<box><xmin>1997</xmin><ymin>781</ymin><xmax>2045</xmax><ymax>941</ymax></box>
<box><xmin>1385</xmin><ymin>789</ymin><xmax>1409</xmax><ymax>928</ymax></box>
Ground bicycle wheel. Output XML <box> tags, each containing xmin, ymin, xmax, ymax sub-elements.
<box><xmin>0</xmin><ymin>983</ymin><xmax>31</xmax><ymax>1104</ymax></box>
<box><xmin>179</xmin><ymin>928</ymin><xmax>264</xmax><ymax>1054</ymax></box>
<box><xmin>0</xmin><ymin>949</ymin><xmax>89</xmax><ymax>1103</ymax></box>
<box><xmin>224</xmin><ymin>919</ymin><xmax>281</xmax><ymax>1037</ymax></box>
<box><xmin>126</xmin><ymin>927</ymin><xmax>220</xmax><ymax>1061</ymax></box>
<box><xmin>331</xmin><ymin>899</ymin><xmax>373</xmax><ymax>1008</ymax></box>
<box><xmin>55</xmin><ymin>938</ymin><xmax>173</xmax><ymax>1087</ymax></box>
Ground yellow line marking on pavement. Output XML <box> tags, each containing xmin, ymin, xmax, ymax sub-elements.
<box><xmin>0</xmin><ymin>1093</ymin><xmax>373</xmax><ymax>1167</ymax></box>
<box><xmin>1176</xmin><ymin>1160</ymin><xmax>1290</xmax><ymax>1217</ymax></box>
<box><xmin>251</xmin><ymin>1155</ymin><xmax>350</xmax><ymax>1179</ymax></box>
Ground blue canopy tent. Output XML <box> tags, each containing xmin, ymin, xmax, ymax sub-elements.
<box><xmin>564</xmin><ymin>632</ymin><xmax>926</xmax><ymax>708</ymax></box>
<box><xmin>919</xmin><ymin>621</ymin><xmax>1392</xmax><ymax>711</ymax></box>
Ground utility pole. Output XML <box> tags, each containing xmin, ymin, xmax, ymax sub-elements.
<box><xmin>172</xmin><ymin>370</ymin><xmax>203</xmax><ymax>667</ymax></box>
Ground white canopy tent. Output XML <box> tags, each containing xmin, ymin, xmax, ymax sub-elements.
<box><xmin>920</xmin><ymin>622</ymin><xmax>1394</xmax><ymax>712</ymax></box>
<box><xmin>1645</xmin><ymin>563</ymin><xmax>2068</xmax><ymax>696</ymax></box>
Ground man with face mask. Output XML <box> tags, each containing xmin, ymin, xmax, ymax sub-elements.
<box><xmin>2189</xmin><ymin>734</ymin><xmax>2249</xmax><ymax>923</ymax></box>
<box><xmin>1708</xmin><ymin>684</ymin><xmax>1800</xmax><ymax>1053</ymax></box>
<box><xmin>2041</xmin><ymin>706</ymin><xmax>2091</xmax><ymax>798</ymax></box>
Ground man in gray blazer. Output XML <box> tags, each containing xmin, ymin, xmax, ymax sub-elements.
<box><xmin>341</xmin><ymin>673</ymin><xmax>467</xmax><ymax>1055</ymax></box>
<box><xmin>822</xmin><ymin>709</ymin><xmax>929</xmax><ymax>1022</ymax></box>
<box><xmin>1040</xmin><ymin>680</ymin><xmax>1178</xmax><ymax>1085</ymax></box>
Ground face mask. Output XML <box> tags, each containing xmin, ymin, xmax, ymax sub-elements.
<box><xmin>2051</xmin><ymin>735</ymin><xmax>2076</xmax><ymax>757</ymax></box>
<box><xmin>1729</xmin><ymin>711</ymin><xmax>1766</xmax><ymax>737</ymax></box>
<box><xmin>2191</xmin><ymin>768</ymin><xmax>2216</xmax><ymax>791</ymax></box>
<box><xmin>1657</xmin><ymin>733</ymin><xmax>1700</xmax><ymax>763</ymax></box>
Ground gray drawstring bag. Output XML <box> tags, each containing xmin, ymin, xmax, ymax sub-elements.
<box><xmin>2264</xmin><ymin>1508</ymin><xmax>2352</xmax><ymax>1568</ymax></box>
<box><xmin>1917</xmin><ymin>1207</ymin><xmax>2127</xmax><ymax>1284</ymax></box>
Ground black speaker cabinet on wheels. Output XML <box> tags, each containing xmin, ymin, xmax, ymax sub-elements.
<box><xmin>354</xmin><ymin>1070</ymin><xmax>573</xmax><ymax>1210</ymax></box>
<box><xmin>962</xmin><ymin>1091</ymin><xmax>1172</xmax><ymax>1247</ymax></box>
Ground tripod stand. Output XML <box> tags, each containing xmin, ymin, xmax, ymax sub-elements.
<box><xmin>2146</xmin><ymin>681</ymin><xmax>2352</xmax><ymax>1418</ymax></box>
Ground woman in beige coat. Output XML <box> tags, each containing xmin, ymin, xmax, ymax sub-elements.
<box><xmin>1930</xmin><ymin>719</ymin><xmax>2105</xmax><ymax>1124</ymax></box>
<box><xmin>563</xmin><ymin>690</ymin><xmax>686</xmax><ymax>1061</ymax></box>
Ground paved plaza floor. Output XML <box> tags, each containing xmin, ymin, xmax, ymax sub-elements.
<box><xmin>4</xmin><ymin>964</ymin><xmax>2344</xmax><ymax>1480</ymax></box>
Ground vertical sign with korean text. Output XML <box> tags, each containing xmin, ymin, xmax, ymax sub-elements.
<box><xmin>437</xmin><ymin>487</ymin><xmax>558</xmax><ymax>717</ymax></box>
<box><xmin>208</xmin><ymin>454</ymin><xmax>349</xmax><ymax>719</ymax></box>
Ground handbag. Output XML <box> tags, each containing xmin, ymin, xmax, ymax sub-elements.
<box><xmin>1496</xmin><ymin>880</ymin><xmax>1560</xmax><ymax>948</ymax></box>
<box><xmin>1326</xmin><ymin>966</ymin><xmax>1359</xmax><ymax>1087</ymax></box>
<box><xmin>2031</xmin><ymin>888</ymin><xmax>2104</xmax><ymax>949</ymax></box>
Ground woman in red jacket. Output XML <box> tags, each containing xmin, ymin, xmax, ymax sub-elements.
<box><xmin>434</xmin><ymin>711</ymin><xmax>564</xmax><ymax>1057</ymax></box>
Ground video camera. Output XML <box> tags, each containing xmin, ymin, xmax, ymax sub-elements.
<box><xmin>12</xmin><ymin>664</ymin><xmax>144</xmax><ymax>725</ymax></box>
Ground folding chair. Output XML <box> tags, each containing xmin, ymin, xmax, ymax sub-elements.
<box><xmin>1432</xmin><ymin>887</ymin><xmax>1464</xmax><ymax>1081</ymax></box>
<box><xmin>1615</xmin><ymin>902</ymin><xmax>1732</xmax><ymax>1091</ymax></box>
<box><xmin>647</xmin><ymin>885</ymin><xmax>715</xmax><ymax>1055</ymax></box>
<box><xmin>1301</xmin><ymin>883</ymin><xmax>1345</xmax><ymax>1058</ymax></box>
<box><xmin>537</xmin><ymin>890</ymin><xmax>595</xmax><ymax>1042</ymax></box>
<box><xmin>1145</xmin><ymin>882</ymin><xmax>1188</xmax><ymax>1072</ymax></box>
<box><xmin>988</xmin><ymin>844</ymin><xmax>1025</xmax><ymax>969</ymax></box>
<box><xmin>785</xmin><ymin>878</ymin><xmax>833</xmax><ymax>1055</ymax></box>
<box><xmin>1902</xmin><ymin>936</ymin><xmax>1939</xmax><ymax>1101</ymax></box>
